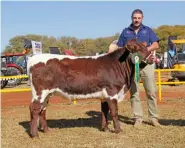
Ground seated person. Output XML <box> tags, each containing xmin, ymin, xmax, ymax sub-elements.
<box><xmin>168</xmin><ymin>44</ymin><xmax>177</xmax><ymax>57</ymax></box>
<box><xmin>168</xmin><ymin>49</ymin><xmax>176</xmax><ymax>57</ymax></box>
<box><xmin>182</xmin><ymin>44</ymin><xmax>185</xmax><ymax>54</ymax></box>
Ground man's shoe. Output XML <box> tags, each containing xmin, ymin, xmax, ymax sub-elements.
<box><xmin>133</xmin><ymin>119</ymin><xmax>143</xmax><ymax>128</ymax></box>
<box><xmin>150</xmin><ymin>119</ymin><xmax>161</xmax><ymax>127</ymax></box>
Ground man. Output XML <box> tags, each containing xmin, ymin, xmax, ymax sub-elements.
<box><xmin>168</xmin><ymin>43</ymin><xmax>177</xmax><ymax>58</ymax></box>
<box><xmin>116</xmin><ymin>9</ymin><xmax>161</xmax><ymax>127</ymax></box>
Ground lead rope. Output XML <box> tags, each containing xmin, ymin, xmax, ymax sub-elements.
<box><xmin>135</xmin><ymin>56</ymin><xmax>140</xmax><ymax>83</ymax></box>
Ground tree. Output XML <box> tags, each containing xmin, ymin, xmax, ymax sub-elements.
<box><xmin>3</xmin><ymin>25</ymin><xmax>185</xmax><ymax>55</ymax></box>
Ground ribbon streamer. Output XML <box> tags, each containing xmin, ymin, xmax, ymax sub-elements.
<box><xmin>135</xmin><ymin>56</ymin><xmax>140</xmax><ymax>83</ymax></box>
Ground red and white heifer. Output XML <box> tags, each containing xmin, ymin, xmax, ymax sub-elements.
<box><xmin>28</xmin><ymin>39</ymin><xmax>152</xmax><ymax>137</ymax></box>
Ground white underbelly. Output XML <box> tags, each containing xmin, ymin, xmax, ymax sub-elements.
<box><xmin>33</xmin><ymin>86</ymin><xmax>126</xmax><ymax>103</ymax></box>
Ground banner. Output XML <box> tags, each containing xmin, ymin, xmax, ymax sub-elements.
<box><xmin>31</xmin><ymin>41</ymin><xmax>42</xmax><ymax>55</ymax></box>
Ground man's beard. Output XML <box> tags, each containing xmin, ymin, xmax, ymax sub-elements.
<box><xmin>133</xmin><ymin>22</ymin><xmax>141</xmax><ymax>29</ymax></box>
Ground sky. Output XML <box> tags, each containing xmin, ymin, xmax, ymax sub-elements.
<box><xmin>1</xmin><ymin>1</ymin><xmax>185</xmax><ymax>52</ymax></box>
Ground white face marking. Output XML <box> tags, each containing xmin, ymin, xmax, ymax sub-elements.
<box><xmin>27</xmin><ymin>53</ymin><xmax>106</xmax><ymax>70</ymax></box>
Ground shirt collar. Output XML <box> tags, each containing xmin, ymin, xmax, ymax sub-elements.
<box><xmin>128</xmin><ymin>24</ymin><xmax>145</xmax><ymax>31</ymax></box>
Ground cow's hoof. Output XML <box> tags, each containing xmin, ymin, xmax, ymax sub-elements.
<box><xmin>112</xmin><ymin>128</ymin><xmax>123</xmax><ymax>134</ymax></box>
<box><xmin>30</xmin><ymin>133</ymin><xmax>39</xmax><ymax>138</ymax></box>
<box><xmin>101</xmin><ymin>126</ymin><xmax>110</xmax><ymax>132</ymax></box>
<box><xmin>39</xmin><ymin>126</ymin><xmax>50</xmax><ymax>133</ymax></box>
<box><xmin>43</xmin><ymin>127</ymin><xmax>50</xmax><ymax>133</ymax></box>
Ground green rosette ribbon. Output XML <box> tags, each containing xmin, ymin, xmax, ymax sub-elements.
<box><xmin>134</xmin><ymin>56</ymin><xmax>140</xmax><ymax>83</ymax></box>
<box><xmin>131</xmin><ymin>53</ymin><xmax>142</xmax><ymax>83</ymax></box>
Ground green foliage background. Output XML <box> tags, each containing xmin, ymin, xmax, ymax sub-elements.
<box><xmin>2</xmin><ymin>25</ymin><xmax>185</xmax><ymax>55</ymax></box>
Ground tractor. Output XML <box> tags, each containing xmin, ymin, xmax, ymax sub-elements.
<box><xmin>0</xmin><ymin>56</ymin><xmax>8</xmax><ymax>89</ymax></box>
<box><xmin>1</xmin><ymin>53</ymin><xmax>27</xmax><ymax>87</ymax></box>
<box><xmin>0</xmin><ymin>39</ymin><xmax>42</xmax><ymax>88</ymax></box>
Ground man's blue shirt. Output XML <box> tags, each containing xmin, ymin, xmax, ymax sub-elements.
<box><xmin>117</xmin><ymin>24</ymin><xmax>159</xmax><ymax>47</ymax></box>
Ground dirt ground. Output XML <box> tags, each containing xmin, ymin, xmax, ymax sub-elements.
<box><xmin>1</xmin><ymin>84</ymin><xmax>185</xmax><ymax>148</ymax></box>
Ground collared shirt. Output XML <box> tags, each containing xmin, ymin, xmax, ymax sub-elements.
<box><xmin>168</xmin><ymin>49</ymin><xmax>176</xmax><ymax>57</ymax></box>
<box><xmin>117</xmin><ymin>24</ymin><xmax>159</xmax><ymax>47</ymax></box>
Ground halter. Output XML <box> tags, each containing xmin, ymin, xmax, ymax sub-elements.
<box><xmin>125</xmin><ymin>44</ymin><xmax>152</xmax><ymax>64</ymax></box>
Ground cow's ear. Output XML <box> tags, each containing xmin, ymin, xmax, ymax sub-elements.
<box><xmin>142</xmin><ymin>42</ymin><xmax>147</xmax><ymax>47</ymax></box>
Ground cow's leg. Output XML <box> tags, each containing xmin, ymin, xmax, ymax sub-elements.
<box><xmin>39</xmin><ymin>99</ymin><xmax>49</xmax><ymax>133</ymax></box>
<box><xmin>39</xmin><ymin>93</ymin><xmax>52</xmax><ymax>133</ymax></box>
<box><xmin>39</xmin><ymin>109</ymin><xmax>49</xmax><ymax>133</ymax></box>
<box><xmin>29</xmin><ymin>100</ymin><xmax>42</xmax><ymax>138</ymax></box>
<box><xmin>101</xmin><ymin>101</ymin><xmax>110</xmax><ymax>131</ymax></box>
<box><xmin>107</xmin><ymin>99</ymin><xmax>122</xmax><ymax>133</ymax></box>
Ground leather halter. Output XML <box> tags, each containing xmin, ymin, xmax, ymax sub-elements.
<box><xmin>125</xmin><ymin>44</ymin><xmax>152</xmax><ymax>64</ymax></box>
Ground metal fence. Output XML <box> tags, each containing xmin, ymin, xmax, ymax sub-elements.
<box><xmin>1</xmin><ymin>69</ymin><xmax>185</xmax><ymax>101</ymax></box>
<box><xmin>154</xmin><ymin>69</ymin><xmax>185</xmax><ymax>101</ymax></box>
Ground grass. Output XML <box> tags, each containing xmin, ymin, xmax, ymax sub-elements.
<box><xmin>1</xmin><ymin>98</ymin><xmax>185</xmax><ymax>148</ymax></box>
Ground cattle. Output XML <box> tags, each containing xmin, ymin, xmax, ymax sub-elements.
<box><xmin>27</xmin><ymin>39</ymin><xmax>152</xmax><ymax>138</ymax></box>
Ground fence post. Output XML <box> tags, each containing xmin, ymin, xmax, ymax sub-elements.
<box><xmin>157</xmin><ymin>70</ymin><xmax>162</xmax><ymax>101</ymax></box>
<box><xmin>73</xmin><ymin>99</ymin><xmax>77</xmax><ymax>104</ymax></box>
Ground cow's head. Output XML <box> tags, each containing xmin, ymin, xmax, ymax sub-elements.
<box><xmin>125</xmin><ymin>39</ymin><xmax>153</xmax><ymax>64</ymax></box>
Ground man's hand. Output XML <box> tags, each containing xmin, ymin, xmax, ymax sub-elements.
<box><xmin>108</xmin><ymin>44</ymin><xmax>118</xmax><ymax>53</ymax></box>
<box><xmin>147</xmin><ymin>42</ymin><xmax>159</xmax><ymax>52</ymax></box>
<box><xmin>147</xmin><ymin>52</ymin><xmax>156</xmax><ymax>64</ymax></box>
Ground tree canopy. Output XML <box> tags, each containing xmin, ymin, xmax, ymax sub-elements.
<box><xmin>2</xmin><ymin>25</ymin><xmax>185</xmax><ymax>55</ymax></box>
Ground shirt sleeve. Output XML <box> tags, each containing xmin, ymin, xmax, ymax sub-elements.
<box><xmin>149</xmin><ymin>28</ymin><xmax>159</xmax><ymax>43</ymax></box>
<box><xmin>117</xmin><ymin>30</ymin><xmax>126</xmax><ymax>47</ymax></box>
